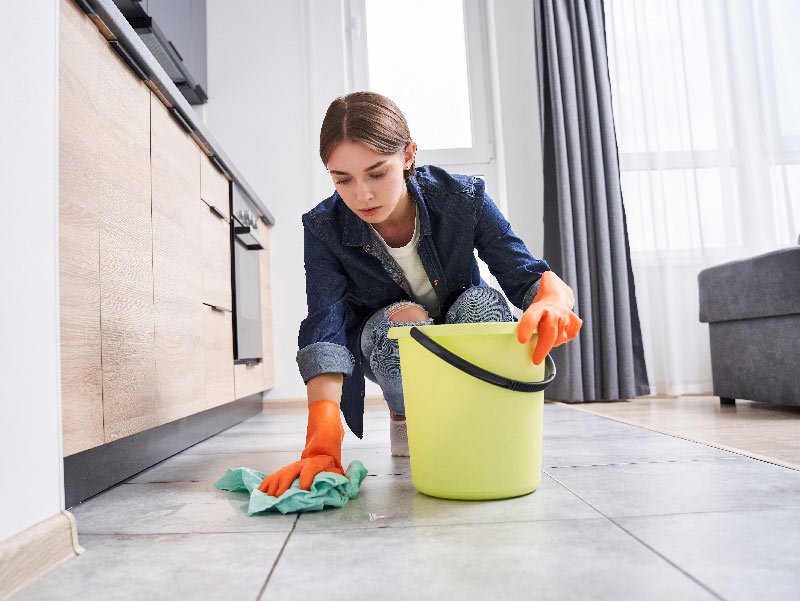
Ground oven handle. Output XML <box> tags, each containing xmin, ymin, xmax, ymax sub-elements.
<box><xmin>234</xmin><ymin>226</ymin><xmax>264</xmax><ymax>250</ymax></box>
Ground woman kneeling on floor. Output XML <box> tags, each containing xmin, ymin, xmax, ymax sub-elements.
<box><xmin>259</xmin><ymin>92</ymin><xmax>582</xmax><ymax>498</ymax></box>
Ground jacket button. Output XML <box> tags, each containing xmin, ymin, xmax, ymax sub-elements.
<box><xmin>433</xmin><ymin>279</ymin><xmax>439</xmax><ymax>286</ymax></box>
<box><xmin>364</xmin><ymin>244</ymin><xmax>371</xmax><ymax>251</ymax></box>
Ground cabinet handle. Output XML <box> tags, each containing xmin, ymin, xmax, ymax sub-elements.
<box><xmin>74</xmin><ymin>0</ymin><xmax>96</xmax><ymax>15</ymax></box>
<box><xmin>168</xmin><ymin>108</ymin><xmax>193</xmax><ymax>135</ymax></box>
<box><xmin>109</xmin><ymin>41</ymin><xmax>148</xmax><ymax>81</ymax></box>
<box><xmin>210</xmin><ymin>155</ymin><xmax>228</xmax><ymax>177</ymax></box>
<box><xmin>205</xmin><ymin>303</ymin><xmax>232</xmax><ymax>313</ymax></box>
<box><xmin>209</xmin><ymin>204</ymin><xmax>227</xmax><ymax>221</ymax></box>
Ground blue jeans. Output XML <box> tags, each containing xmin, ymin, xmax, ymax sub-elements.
<box><xmin>359</xmin><ymin>285</ymin><xmax>514</xmax><ymax>415</ymax></box>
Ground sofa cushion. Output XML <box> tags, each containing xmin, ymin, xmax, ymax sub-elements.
<box><xmin>698</xmin><ymin>246</ymin><xmax>800</xmax><ymax>323</ymax></box>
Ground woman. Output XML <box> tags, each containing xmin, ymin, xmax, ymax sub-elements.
<box><xmin>260</xmin><ymin>92</ymin><xmax>581</xmax><ymax>498</ymax></box>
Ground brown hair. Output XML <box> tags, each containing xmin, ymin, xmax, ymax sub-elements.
<box><xmin>319</xmin><ymin>91</ymin><xmax>416</xmax><ymax>179</ymax></box>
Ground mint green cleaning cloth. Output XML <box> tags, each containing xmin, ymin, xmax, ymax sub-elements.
<box><xmin>215</xmin><ymin>460</ymin><xmax>368</xmax><ymax>515</ymax></box>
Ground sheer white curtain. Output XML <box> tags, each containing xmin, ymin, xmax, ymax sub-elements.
<box><xmin>605</xmin><ymin>0</ymin><xmax>800</xmax><ymax>395</ymax></box>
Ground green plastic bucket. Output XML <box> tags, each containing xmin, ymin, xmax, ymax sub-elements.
<box><xmin>387</xmin><ymin>322</ymin><xmax>556</xmax><ymax>500</ymax></box>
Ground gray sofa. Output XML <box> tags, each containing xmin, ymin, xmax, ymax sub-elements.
<box><xmin>698</xmin><ymin>245</ymin><xmax>800</xmax><ymax>407</ymax></box>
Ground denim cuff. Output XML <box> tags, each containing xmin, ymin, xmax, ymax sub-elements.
<box><xmin>522</xmin><ymin>278</ymin><xmax>542</xmax><ymax>311</ymax></box>
<box><xmin>296</xmin><ymin>342</ymin><xmax>355</xmax><ymax>383</ymax></box>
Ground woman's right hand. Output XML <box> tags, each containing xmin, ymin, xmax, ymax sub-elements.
<box><xmin>258</xmin><ymin>397</ymin><xmax>345</xmax><ymax>498</ymax></box>
<box><xmin>258</xmin><ymin>455</ymin><xmax>343</xmax><ymax>497</ymax></box>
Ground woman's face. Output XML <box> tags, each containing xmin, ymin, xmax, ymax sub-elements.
<box><xmin>327</xmin><ymin>140</ymin><xmax>415</xmax><ymax>225</ymax></box>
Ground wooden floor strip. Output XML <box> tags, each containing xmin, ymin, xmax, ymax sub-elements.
<box><xmin>0</xmin><ymin>511</ymin><xmax>82</xmax><ymax>600</ymax></box>
<box><xmin>560</xmin><ymin>396</ymin><xmax>800</xmax><ymax>471</ymax></box>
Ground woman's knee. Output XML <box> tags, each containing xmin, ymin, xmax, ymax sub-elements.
<box><xmin>447</xmin><ymin>285</ymin><xmax>513</xmax><ymax>323</ymax></box>
<box><xmin>386</xmin><ymin>301</ymin><xmax>429</xmax><ymax>323</ymax></box>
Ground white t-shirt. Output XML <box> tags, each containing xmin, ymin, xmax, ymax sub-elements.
<box><xmin>369</xmin><ymin>210</ymin><xmax>439</xmax><ymax>316</ymax></box>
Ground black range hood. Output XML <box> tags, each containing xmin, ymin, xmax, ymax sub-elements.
<box><xmin>112</xmin><ymin>0</ymin><xmax>207</xmax><ymax>105</ymax></box>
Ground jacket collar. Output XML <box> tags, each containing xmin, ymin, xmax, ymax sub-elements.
<box><xmin>340</xmin><ymin>175</ymin><xmax>432</xmax><ymax>247</ymax></box>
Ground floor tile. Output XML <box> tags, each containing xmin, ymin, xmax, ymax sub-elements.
<box><xmin>616</xmin><ymin>508</ymin><xmax>800</xmax><ymax>601</ymax></box>
<box><xmin>183</xmin><ymin>427</ymin><xmax>389</xmax><ymax>455</ymax></box>
<box><xmin>543</xmin><ymin>412</ymin><xmax>651</xmax><ymax>438</ymax></box>
<box><xmin>126</xmin><ymin>450</ymin><xmax>299</xmax><ymax>484</ymax></box>
<box><xmin>263</xmin><ymin>519</ymin><xmax>718</xmax><ymax>601</ymax></box>
<box><xmin>127</xmin><ymin>447</ymin><xmax>408</xmax><ymax>484</ymax></box>
<box><xmin>13</xmin><ymin>532</ymin><xmax>286</xmax><ymax>601</ymax></box>
<box><xmin>294</xmin><ymin>472</ymin><xmax>602</xmax><ymax>532</ymax></box>
<box><xmin>542</xmin><ymin>431</ymin><xmax>736</xmax><ymax>468</ymax></box>
<box><xmin>71</xmin><ymin>481</ymin><xmax>295</xmax><ymax>534</ymax></box>
<box><xmin>182</xmin><ymin>430</ymin><xmax>306</xmax><ymax>455</ymax></box>
<box><xmin>547</xmin><ymin>457</ymin><xmax>800</xmax><ymax>517</ymax></box>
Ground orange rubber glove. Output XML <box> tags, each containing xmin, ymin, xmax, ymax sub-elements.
<box><xmin>517</xmin><ymin>271</ymin><xmax>583</xmax><ymax>365</ymax></box>
<box><xmin>258</xmin><ymin>399</ymin><xmax>345</xmax><ymax>498</ymax></box>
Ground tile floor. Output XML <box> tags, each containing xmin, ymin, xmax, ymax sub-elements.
<box><xmin>14</xmin><ymin>402</ymin><xmax>800</xmax><ymax>601</ymax></box>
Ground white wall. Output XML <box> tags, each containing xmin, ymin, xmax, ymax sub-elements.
<box><xmin>490</xmin><ymin>0</ymin><xmax>544</xmax><ymax>259</ymax></box>
<box><xmin>0</xmin><ymin>1</ymin><xmax>64</xmax><ymax>541</ymax></box>
<box><xmin>202</xmin><ymin>0</ymin><xmax>544</xmax><ymax>400</ymax></box>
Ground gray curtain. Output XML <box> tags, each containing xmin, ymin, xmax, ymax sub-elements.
<box><xmin>534</xmin><ymin>0</ymin><xmax>649</xmax><ymax>401</ymax></box>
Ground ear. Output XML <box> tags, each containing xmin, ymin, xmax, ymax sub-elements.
<box><xmin>404</xmin><ymin>142</ymin><xmax>417</xmax><ymax>167</ymax></box>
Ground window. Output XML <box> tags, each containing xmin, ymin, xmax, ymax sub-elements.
<box><xmin>606</xmin><ymin>0</ymin><xmax>800</xmax><ymax>254</ymax></box>
<box><xmin>347</xmin><ymin>0</ymin><xmax>495</xmax><ymax>178</ymax></box>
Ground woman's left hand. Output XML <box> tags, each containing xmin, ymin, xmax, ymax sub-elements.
<box><xmin>517</xmin><ymin>271</ymin><xmax>583</xmax><ymax>365</ymax></box>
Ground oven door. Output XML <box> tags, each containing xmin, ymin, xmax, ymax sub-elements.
<box><xmin>232</xmin><ymin>222</ymin><xmax>263</xmax><ymax>364</ymax></box>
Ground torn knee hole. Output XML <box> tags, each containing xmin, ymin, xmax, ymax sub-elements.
<box><xmin>387</xmin><ymin>305</ymin><xmax>429</xmax><ymax>323</ymax></box>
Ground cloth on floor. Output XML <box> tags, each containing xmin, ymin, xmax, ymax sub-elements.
<box><xmin>215</xmin><ymin>460</ymin><xmax>367</xmax><ymax>515</ymax></box>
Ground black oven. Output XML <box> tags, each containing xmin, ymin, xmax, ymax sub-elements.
<box><xmin>231</xmin><ymin>183</ymin><xmax>265</xmax><ymax>365</ymax></box>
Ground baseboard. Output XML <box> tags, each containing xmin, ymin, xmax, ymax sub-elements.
<box><xmin>0</xmin><ymin>511</ymin><xmax>83</xmax><ymax>600</ymax></box>
<box><xmin>263</xmin><ymin>394</ymin><xmax>387</xmax><ymax>410</ymax></box>
<box><xmin>64</xmin><ymin>393</ymin><xmax>262</xmax><ymax>508</ymax></box>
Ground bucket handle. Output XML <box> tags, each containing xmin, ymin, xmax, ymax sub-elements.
<box><xmin>408</xmin><ymin>327</ymin><xmax>556</xmax><ymax>393</ymax></box>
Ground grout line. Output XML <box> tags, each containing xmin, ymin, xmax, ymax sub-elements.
<box><xmin>543</xmin><ymin>456</ymin><xmax>743</xmax><ymax>470</ymax></box>
<box><xmin>256</xmin><ymin>513</ymin><xmax>299</xmax><ymax>600</ymax></box>
<box><xmin>609</xmin><ymin>519</ymin><xmax>727</xmax><ymax>601</ymax></box>
<box><xmin>543</xmin><ymin>470</ymin><xmax>728</xmax><ymax>600</ymax></box>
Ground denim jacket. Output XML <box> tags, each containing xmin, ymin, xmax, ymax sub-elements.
<box><xmin>296</xmin><ymin>165</ymin><xmax>550</xmax><ymax>438</ymax></box>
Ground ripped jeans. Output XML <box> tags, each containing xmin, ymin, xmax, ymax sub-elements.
<box><xmin>359</xmin><ymin>285</ymin><xmax>514</xmax><ymax>415</ymax></box>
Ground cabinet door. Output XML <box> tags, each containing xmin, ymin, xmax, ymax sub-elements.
<box><xmin>97</xmin><ymin>9</ymin><xmax>158</xmax><ymax>443</ymax></box>
<box><xmin>151</xmin><ymin>96</ymin><xmax>205</xmax><ymax>424</ymax></box>
<box><xmin>260</xmin><ymin>227</ymin><xmax>274</xmax><ymax>390</ymax></box>
<box><xmin>234</xmin><ymin>362</ymin><xmax>264</xmax><ymax>400</ymax></box>
<box><xmin>201</xmin><ymin>201</ymin><xmax>232</xmax><ymax>310</ymax></box>
<box><xmin>200</xmin><ymin>153</ymin><xmax>229</xmax><ymax>219</ymax></box>
<box><xmin>204</xmin><ymin>305</ymin><xmax>234</xmax><ymax>408</ymax></box>
<box><xmin>59</xmin><ymin>0</ymin><xmax>104</xmax><ymax>455</ymax></box>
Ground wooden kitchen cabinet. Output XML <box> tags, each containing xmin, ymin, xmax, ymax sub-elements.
<box><xmin>203</xmin><ymin>305</ymin><xmax>235</xmax><ymax>408</ymax></box>
<box><xmin>200</xmin><ymin>157</ymin><xmax>234</xmax><ymax>407</ymax></box>
<box><xmin>150</xmin><ymin>96</ymin><xmax>206</xmax><ymax>425</ymax></box>
<box><xmin>200</xmin><ymin>154</ymin><xmax>230</xmax><ymax>220</ymax></box>
<box><xmin>234</xmin><ymin>362</ymin><xmax>265</xmax><ymax>400</ymax></box>
<box><xmin>59</xmin><ymin>0</ymin><xmax>270</xmax><ymax>470</ymax></box>
<box><xmin>96</xmin><ymin>14</ymin><xmax>158</xmax><ymax>444</ymax></box>
<box><xmin>201</xmin><ymin>203</ymin><xmax>232</xmax><ymax>311</ymax></box>
<box><xmin>59</xmin><ymin>0</ymin><xmax>104</xmax><ymax>455</ymax></box>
